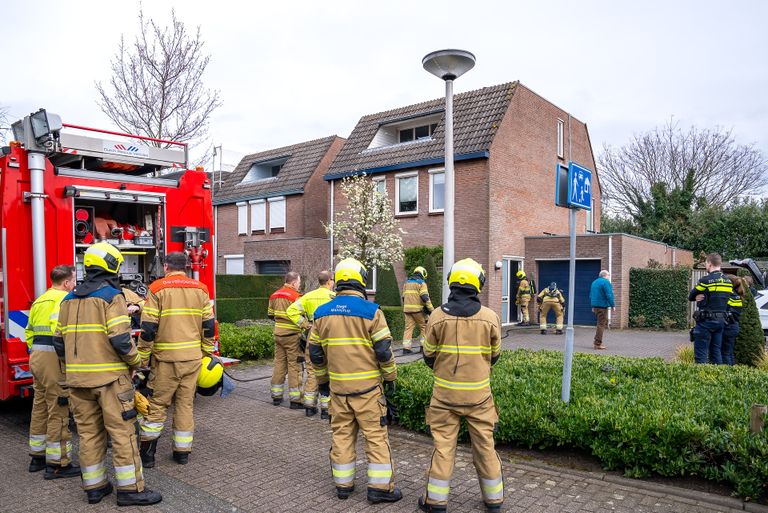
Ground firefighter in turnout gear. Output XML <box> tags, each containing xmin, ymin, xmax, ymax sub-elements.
<box><xmin>308</xmin><ymin>258</ymin><xmax>403</xmax><ymax>504</ymax></box>
<box><xmin>268</xmin><ymin>272</ymin><xmax>303</xmax><ymax>407</ymax></box>
<box><xmin>286</xmin><ymin>270</ymin><xmax>335</xmax><ymax>418</ymax></box>
<box><xmin>418</xmin><ymin>258</ymin><xmax>503</xmax><ymax>513</ymax></box>
<box><xmin>538</xmin><ymin>282</ymin><xmax>565</xmax><ymax>335</ymax></box>
<box><xmin>138</xmin><ymin>252</ymin><xmax>215</xmax><ymax>467</ymax></box>
<box><xmin>53</xmin><ymin>243</ymin><xmax>162</xmax><ymax>506</ymax></box>
<box><xmin>26</xmin><ymin>265</ymin><xmax>78</xmax><ymax>477</ymax></box>
<box><xmin>401</xmin><ymin>266</ymin><xmax>434</xmax><ymax>353</ymax></box>
<box><xmin>515</xmin><ymin>270</ymin><xmax>533</xmax><ymax>326</ymax></box>
<box><xmin>689</xmin><ymin>253</ymin><xmax>733</xmax><ymax>364</ymax></box>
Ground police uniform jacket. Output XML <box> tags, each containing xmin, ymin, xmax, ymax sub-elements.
<box><xmin>286</xmin><ymin>286</ymin><xmax>335</xmax><ymax>330</ymax></box>
<box><xmin>138</xmin><ymin>271</ymin><xmax>215</xmax><ymax>363</ymax></box>
<box><xmin>308</xmin><ymin>290</ymin><xmax>396</xmax><ymax>395</ymax></box>
<box><xmin>53</xmin><ymin>286</ymin><xmax>141</xmax><ymax>388</ymax></box>
<box><xmin>423</xmin><ymin>306</ymin><xmax>501</xmax><ymax>406</ymax></box>
<box><xmin>402</xmin><ymin>277</ymin><xmax>434</xmax><ymax>314</ymax></box>
<box><xmin>689</xmin><ymin>271</ymin><xmax>733</xmax><ymax>313</ymax></box>
<box><xmin>268</xmin><ymin>285</ymin><xmax>302</xmax><ymax>336</ymax></box>
<box><xmin>727</xmin><ymin>293</ymin><xmax>743</xmax><ymax>322</ymax></box>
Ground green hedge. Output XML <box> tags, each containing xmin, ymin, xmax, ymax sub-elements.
<box><xmin>216</xmin><ymin>274</ymin><xmax>283</xmax><ymax>298</ymax></box>
<box><xmin>423</xmin><ymin>253</ymin><xmax>442</xmax><ymax>307</ymax></box>
<box><xmin>735</xmin><ymin>288</ymin><xmax>765</xmax><ymax>366</ymax></box>
<box><xmin>376</xmin><ymin>266</ymin><xmax>402</xmax><ymax>307</ymax></box>
<box><xmin>382</xmin><ymin>306</ymin><xmax>405</xmax><ymax>343</ymax></box>
<box><xmin>216</xmin><ymin>298</ymin><xmax>270</xmax><ymax>323</ymax></box>
<box><xmin>629</xmin><ymin>268</ymin><xmax>689</xmax><ymax>328</ymax></box>
<box><xmin>218</xmin><ymin>322</ymin><xmax>274</xmax><ymax>360</ymax></box>
<box><xmin>404</xmin><ymin>246</ymin><xmax>443</xmax><ymax>276</ymax></box>
<box><xmin>393</xmin><ymin>349</ymin><xmax>768</xmax><ymax>501</ymax></box>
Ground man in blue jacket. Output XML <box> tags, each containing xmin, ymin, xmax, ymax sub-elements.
<box><xmin>590</xmin><ymin>270</ymin><xmax>615</xmax><ymax>350</ymax></box>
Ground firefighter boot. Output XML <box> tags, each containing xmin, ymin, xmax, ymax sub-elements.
<box><xmin>116</xmin><ymin>488</ymin><xmax>163</xmax><ymax>507</ymax></box>
<box><xmin>29</xmin><ymin>456</ymin><xmax>46</xmax><ymax>472</ymax></box>
<box><xmin>44</xmin><ymin>463</ymin><xmax>81</xmax><ymax>480</ymax></box>
<box><xmin>173</xmin><ymin>451</ymin><xmax>189</xmax><ymax>465</ymax></box>
<box><xmin>321</xmin><ymin>409</ymin><xmax>330</xmax><ymax>421</ymax></box>
<box><xmin>336</xmin><ymin>484</ymin><xmax>355</xmax><ymax>499</ymax></box>
<box><xmin>305</xmin><ymin>407</ymin><xmax>318</xmax><ymax>417</ymax></box>
<box><xmin>485</xmin><ymin>502</ymin><xmax>502</xmax><ymax>513</ymax></box>
<box><xmin>290</xmin><ymin>402</ymin><xmax>303</xmax><ymax>410</ymax></box>
<box><xmin>140</xmin><ymin>440</ymin><xmax>158</xmax><ymax>468</ymax></box>
<box><xmin>540</xmin><ymin>329</ymin><xmax>547</xmax><ymax>335</ymax></box>
<box><xmin>556</xmin><ymin>329</ymin><xmax>563</xmax><ymax>335</ymax></box>
<box><xmin>367</xmin><ymin>487</ymin><xmax>403</xmax><ymax>504</ymax></box>
<box><xmin>86</xmin><ymin>482</ymin><xmax>114</xmax><ymax>504</ymax></box>
<box><xmin>418</xmin><ymin>496</ymin><xmax>447</xmax><ymax>513</ymax></box>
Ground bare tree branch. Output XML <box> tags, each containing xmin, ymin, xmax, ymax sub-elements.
<box><xmin>95</xmin><ymin>7</ymin><xmax>222</xmax><ymax>152</ymax></box>
<box><xmin>0</xmin><ymin>104</ymin><xmax>9</xmax><ymax>144</ymax></box>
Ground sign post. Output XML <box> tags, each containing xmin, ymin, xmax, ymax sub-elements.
<box><xmin>555</xmin><ymin>161</ymin><xmax>592</xmax><ymax>403</ymax></box>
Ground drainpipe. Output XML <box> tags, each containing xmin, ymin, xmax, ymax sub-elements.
<box><xmin>329</xmin><ymin>180</ymin><xmax>335</xmax><ymax>269</ymax></box>
<box><xmin>28</xmin><ymin>153</ymin><xmax>47</xmax><ymax>298</ymax></box>
<box><xmin>607</xmin><ymin>235</ymin><xmax>613</xmax><ymax>327</ymax></box>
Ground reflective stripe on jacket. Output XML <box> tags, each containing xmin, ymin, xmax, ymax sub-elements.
<box><xmin>269</xmin><ymin>285</ymin><xmax>302</xmax><ymax>335</ymax></box>
<box><xmin>402</xmin><ymin>278</ymin><xmax>433</xmax><ymax>313</ymax></box>
<box><xmin>286</xmin><ymin>287</ymin><xmax>335</xmax><ymax>329</ymax></box>
<box><xmin>516</xmin><ymin>279</ymin><xmax>532</xmax><ymax>299</ymax></box>
<box><xmin>538</xmin><ymin>289</ymin><xmax>565</xmax><ymax>305</ymax></box>
<box><xmin>25</xmin><ymin>288</ymin><xmax>68</xmax><ymax>350</ymax></box>
<box><xmin>138</xmin><ymin>272</ymin><xmax>215</xmax><ymax>362</ymax></box>
<box><xmin>689</xmin><ymin>271</ymin><xmax>733</xmax><ymax>313</ymax></box>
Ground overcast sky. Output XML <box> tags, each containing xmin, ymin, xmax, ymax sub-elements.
<box><xmin>4</xmin><ymin>1</ymin><xmax>767</xmax><ymax>169</ymax></box>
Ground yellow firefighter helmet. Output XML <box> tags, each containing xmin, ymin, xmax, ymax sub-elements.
<box><xmin>448</xmin><ymin>258</ymin><xmax>486</xmax><ymax>292</ymax></box>
<box><xmin>516</xmin><ymin>270</ymin><xmax>526</xmax><ymax>279</ymax></box>
<box><xmin>334</xmin><ymin>258</ymin><xmax>368</xmax><ymax>288</ymax></box>
<box><xmin>83</xmin><ymin>242</ymin><xmax>124</xmax><ymax>274</ymax></box>
<box><xmin>413</xmin><ymin>266</ymin><xmax>428</xmax><ymax>279</ymax></box>
<box><xmin>197</xmin><ymin>355</ymin><xmax>224</xmax><ymax>396</ymax></box>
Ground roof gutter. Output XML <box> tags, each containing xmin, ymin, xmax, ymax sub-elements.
<box><xmin>212</xmin><ymin>188</ymin><xmax>304</xmax><ymax>206</ymax></box>
<box><xmin>323</xmin><ymin>150</ymin><xmax>489</xmax><ymax>181</ymax></box>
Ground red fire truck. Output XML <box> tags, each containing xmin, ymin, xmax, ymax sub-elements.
<box><xmin>0</xmin><ymin>109</ymin><xmax>216</xmax><ymax>400</ymax></box>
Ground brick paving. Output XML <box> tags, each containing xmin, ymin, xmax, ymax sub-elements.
<box><xmin>2</xmin><ymin>344</ymin><xmax>763</xmax><ymax>513</ymax></box>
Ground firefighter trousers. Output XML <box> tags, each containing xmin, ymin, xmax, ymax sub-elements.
<box><xmin>423</xmin><ymin>395</ymin><xmax>503</xmax><ymax>507</ymax></box>
<box><xmin>28</xmin><ymin>350</ymin><xmax>72</xmax><ymax>466</ymax></box>
<box><xmin>69</xmin><ymin>375</ymin><xmax>145</xmax><ymax>492</ymax></box>
<box><xmin>140</xmin><ymin>359</ymin><xmax>202</xmax><ymax>453</ymax></box>
<box><xmin>302</xmin><ymin>346</ymin><xmax>318</xmax><ymax>408</ymax></box>
<box><xmin>403</xmin><ymin>312</ymin><xmax>427</xmax><ymax>350</ymax></box>
<box><xmin>329</xmin><ymin>387</ymin><xmax>395</xmax><ymax>492</ymax></box>
<box><xmin>540</xmin><ymin>303</ymin><xmax>564</xmax><ymax>330</ymax></box>
<box><xmin>517</xmin><ymin>297</ymin><xmax>531</xmax><ymax>323</ymax></box>
<box><xmin>271</xmin><ymin>333</ymin><xmax>302</xmax><ymax>404</ymax></box>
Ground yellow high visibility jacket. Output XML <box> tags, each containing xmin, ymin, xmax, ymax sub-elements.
<box><xmin>286</xmin><ymin>286</ymin><xmax>335</xmax><ymax>330</ymax></box>
<box><xmin>25</xmin><ymin>288</ymin><xmax>68</xmax><ymax>351</ymax></box>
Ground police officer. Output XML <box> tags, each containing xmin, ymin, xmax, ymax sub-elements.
<box><xmin>537</xmin><ymin>282</ymin><xmax>565</xmax><ymax>335</ymax></box>
<box><xmin>515</xmin><ymin>270</ymin><xmax>533</xmax><ymax>326</ymax></box>
<box><xmin>53</xmin><ymin>243</ymin><xmax>161</xmax><ymax>506</ymax></box>
<box><xmin>721</xmin><ymin>275</ymin><xmax>745</xmax><ymax>366</ymax></box>
<box><xmin>401</xmin><ymin>266</ymin><xmax>434</xmax><ymax>353</ymax></box>
<box><xmin>689</xmin><ymin>253</ymin><xmax>733</xmax><ymax>364</ymax></box>
<box><xmin>138</xmin><ymin>252</ymin><xmax>215</xmax><ymax>467</ymax></box>
<box><xmin>286</xmin><ymin>270</ymin><xmax>335</xmax><ymax>418</ymax></box>
<box><xmin>308</xmin><ymin>258</ymin><xmax>402</xmax><ymax>504</ymax></box>
<box><xmin>268</xmin><ymin>272</ymin><xmax>303</xmax><ymax>408</ymax></box>
<box><xmin>26</xmin><ymin>265</ymin><xmax>78</xmax><ymax>478</ymax></box>
<box><xmin>418</xmin><ymin>258</ymin><xmax>503</xmax><ymax>513</ymax></box>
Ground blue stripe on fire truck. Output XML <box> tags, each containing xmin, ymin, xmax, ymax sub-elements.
<box><xmin>8</xmin><ymin>310</ymin><xmax>30</xmax><ymax>342</ymax></box>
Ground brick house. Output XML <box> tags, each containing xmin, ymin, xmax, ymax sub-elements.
<box><xmin>324</xmin><ymin>81</ymin><xmax>601</xmax><ymax>323</ymax></box>
<box><xmin>214</xmin><ymin>136</ymin><xmax>345</xmax><ymax>276</ymax></box>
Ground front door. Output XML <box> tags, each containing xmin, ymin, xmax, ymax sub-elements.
<box><xmin>501</xmin><ymin>258</ymin><xmax>521</xmax><ymax>325</ymax></box>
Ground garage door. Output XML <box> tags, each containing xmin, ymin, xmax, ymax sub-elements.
<box><xmin>537</xmin><ymin>260</ymin><xmax>601</xmax><ymax>326</ymax></box>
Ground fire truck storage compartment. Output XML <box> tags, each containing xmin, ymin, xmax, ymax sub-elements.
<box><xmin>73</xmin><ymin>198</ymin><xmax>164</xmax><ymax>287</ymax></box>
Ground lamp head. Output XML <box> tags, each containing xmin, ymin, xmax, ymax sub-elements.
<box><xmin>422</xmin><ymin>49</ymin><xmax>476</xmax><ymax>81</ymax></box>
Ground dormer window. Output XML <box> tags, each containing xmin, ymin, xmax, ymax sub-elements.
<box><xmin>398</xmin><ymin>123</ymin><xmax>438</xmax><ymax>143</ymax></box>
<box><xmin>241</xmin><ymin>157</ymin><xmax>288</xmax><ymax>184</ymax></box>
<box><xmin>367</xmin><ymin>112</ymin><xmax>442</xmax><ymax>150</ymax></box>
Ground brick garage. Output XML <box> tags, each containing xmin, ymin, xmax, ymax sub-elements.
<box><xmin>525</xmin><ymin>234</ymin><xmax>693</xmax><ymax>328</ymax></box>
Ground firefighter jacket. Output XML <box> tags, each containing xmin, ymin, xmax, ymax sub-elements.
<box><xmin>308</xmin><ymin>290</ymin><xmax>396</xmax><ymax>395</ymax></box>
<box><xmin>402</xmin><ymin>277</ymin><xmax>434</xmax><ymax>313</ymax></box>
<box><xmin>516</xmin><ymin>279</ymin><xmax>533</xmax><ymax>300</ymax></box>
<box><xmin>123</xmin><ymin>288</ymin><xmax>146</xmax><ymax>311</ymax></box>
<box><xmin>138</xmin><ymin>271</ymin><xmax>215</xmax><ymax>363</ymax></box>
<box><xmin>53</xmin><ymin>286</ymin><xmax>141</xmax><ymax>388</ymax></box>
<box><xmin>269</xmin><ymin>285</ymin><xmax>302</xmax><ymax>336</ymax></box>
<box><xmin>538</xmin><ymin>288</ymin><xmax>565</xmax><ymax>305</ymax></box>
<box><xmin>689</xmin><ymin>271</ymin><xmax>733</xmax><ymax>313</ymax></box>
<box><xmin>286</xmin><ymin>286</ymin><xmax>335</xmax><ymax>330</ymax></box>
<box><xmin>423</xmin><ymin>302</ymin><xmax>501</xmax><ymax>406</ymax></box>
<box><xmin>25</xmin><ymin>288</ymin><xmax>68</xmax><ymax>351</ymax></box>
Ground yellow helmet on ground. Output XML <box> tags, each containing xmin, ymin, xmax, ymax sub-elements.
<box><xmin>516</xmin><ymin>270</ymin><xmax>526</xmax><ymax>279</ymax></box>
<box><xmin>448</xmin><ymin>258</ymin><xmax>486</xmax><ymax>292</ymax></box>
<box><xmin>83</xmin><ymin>242</ymin><xmax>124</xmax><ymax>274</ymax></box>
<box><xmin>335</xmin><ymin>258</ymin><xmax>368</xmax><ymax>287</ymax></box>
<box><xmin>413</xmin><ymin>266</ymin><xmax>428</xmax><ymax>279</ymax></box>
<box><xmin>197</xmin><ymin>356</ymin><xmax>224</xmax><ymax>396</ymax></box>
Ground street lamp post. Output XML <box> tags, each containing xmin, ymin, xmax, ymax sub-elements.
<box><xmin>422</xmin><ymin>49</ymin><xmax>476</xmax><ymax>303</ymax></box>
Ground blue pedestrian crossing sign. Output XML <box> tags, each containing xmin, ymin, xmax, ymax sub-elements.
<box><xmin>567</xmin><ymin>162</ymin><xmax>592</xmax><ymax>210</ymax></box>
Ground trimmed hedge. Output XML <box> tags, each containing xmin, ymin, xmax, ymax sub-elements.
<box><xmin>404</xmin><ymin>246</ymin><xmax>443</xmax><ymax>276</ymax></box>
<box><xmin>735</xmin><ymin>288</ymin><xmax>765</xmax><ymax>366</ymax></box>
<box><xmin>382</xmin><ymin>306</ymin><xmax>405</xmax><ymax>342</ymax></box>
<box><xmin>216</xmin><ymin>298</ymin><xmax>270</xmax><ymax>323</ymax></box>
<box><xmin>218</xmin><ymin>322</ymin><xmax>274</xmax><ymax>360</ymax></box>
<box><xmin>423</xmin><ymin>253</ymin><xmax>442</xmax><ymax>307</ymax></box>
<box><xmin>629</xmin><ymin>268</ymin><xmax>689</xmax><ymax>329</ymax></box>
<box><xmin>376</xmin><ymin>266</ymin><xmax>402</xmax><ymax>307</ymax></box>
<box><xmin>216</xmin><ymin>274</ymin><xmax>283</xmax><ymax>298</ymax></box>
<box><xmin>393</xmin><ymin>349</ymin><xmax>768</xmax><ymax>501</ymax></box>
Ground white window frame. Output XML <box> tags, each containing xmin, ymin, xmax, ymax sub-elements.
<box><xmin>586</xmin><ymin>198</ymin><xmax>595</xmax><ymax>232</ymax></box>
<box><xmin>236</xmin><ymin>202</ymin><xmax>248</xmax><ymax>235</ymax></box>
<box><xmin>428</xmin><ymin>168</ymin><xmax>445</xmax><ymax>213</ymax></box>
<box><xmin>366</xmin><ymin>266</ymin><xmax>378</xmax><ymax>294</ymax></box>
<box><xmin>557</xmin><ymin>118</ymin><xmax>565</xmax><ymax>159</ymax></box>
<box><xmin>249</xmin><ymin>199</ymin><xmax>266</xmax><ymax>233</ymax></box>
<box><xmin>268</xmin><ymin>196</ymin><xmax>286</xmax><ymax>231</ymax></box>
<box><xmin>395</xmin><ymin>171</ymin><xmax>419</xmax><ymax>216</ymax></box>
<box><xmin>223</xmin><ymin>254</ymin><xmax>245</xmax><ymax>275</ymax></box>
<box><xmin>372</xmin><ymin>176</ymin><xmax>386</xmax><ymax>195</ymax></box>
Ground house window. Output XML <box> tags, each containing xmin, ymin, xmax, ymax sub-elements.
<box><xmin>398</xmin><ymin>123</ymin><xmax>438</xmax><ymax>143</ymax></box>
<box><xmin>268</xmin><ymin>196</ymin><xmax>286</xmax><ymax>232</ymax></box>
<box><xmin>241</xmin><ymin>157</ymin><xmax>288</xmax><ymax>184</ymax></box>
<box><xmin>395</xmin><ymin>173</ymin><xmax>418</xmax><ymax>215</ymax></box>
<box><xmin>429</xmin><ymin>169</ymin><xmax>445</xmax><ymax>213</ymax></box>
<box><xmin>367</xmin><ymin>112</ymin><xmax>443</xmax><ymax>149</ymax></box>
<box><xmin>256</xmin><ymin>260</ymin><xmax>290</xmax><ymax>275</ymax></box>
<box><xmin>367</xmin><ymin>266</ymin><xmax>378</xmax><ymax>293</ymax></box>
<box><xmin>236</xmin><ymin>202</ymin><xmax>247</xmax><ymax>235</ymax></box>
<box><xmin>224</xmin><ymin>255</ymin><xmax>244</xmax><ymax>275</ymax></box>
<box><xmin>586</xmin><ymin>199</ymin><xmax>595</xmax><ymax>232</ymax></box>
<box><xmin>249</xmin><ymin>200</ymin><xmax>266</xmax><ymax>233</ymax></box>
<box><xmin>372</xmin><ymin>176</ymin><xmax>386</xmax><ymax>196</ymax></box>
<box><xmin>557</xmin><ymin>119</ymin><xmax>565</xmax><ymax>159</ymax></box>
